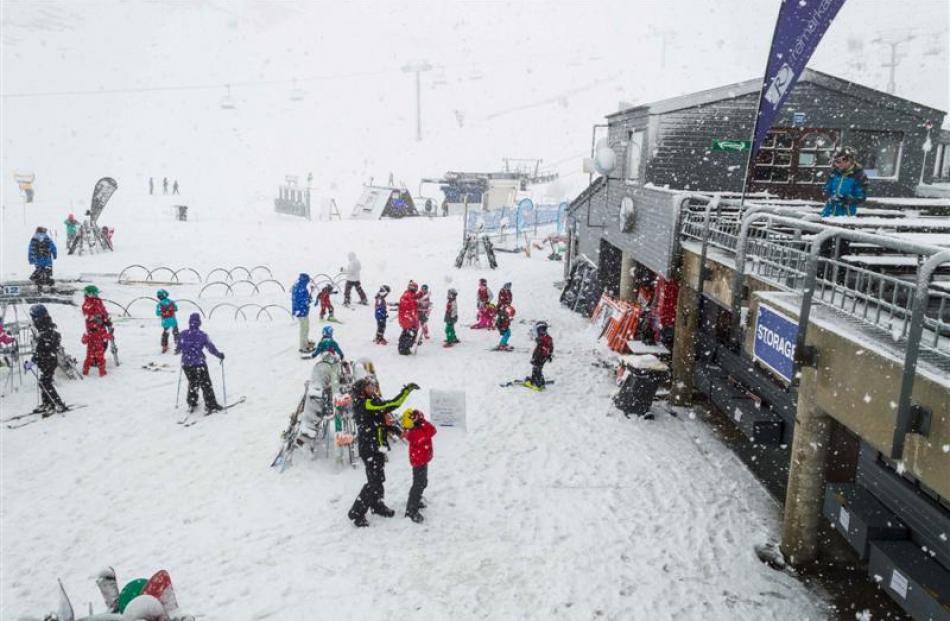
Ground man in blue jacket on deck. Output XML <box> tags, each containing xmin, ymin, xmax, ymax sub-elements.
<box><xmin>821</xmin><ymin>147</ymin><xmax>868</xmax><ymax>217</ymax></box>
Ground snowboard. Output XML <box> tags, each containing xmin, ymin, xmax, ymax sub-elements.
<box><xmin>482</xmin><ymin>236</ymin><xmax>498</xmax><ymax>269</ymax></box>
<box><xmin>108</xmin><ymin>326</ymin><xmax>120</xmax><ymax>367</ymax></box>
<box><xmin>56</xmin><ymin>578</ymin><xmax>75</xmax><ymax>621</ymax></box>
<box><xmin>271</xmin><ymin>381</ymin><xmax>311</xmax><ymax>471</ymax></box>
<box><xmin>142</xmin><ymin>569</ymin><xmax>180</xmax><ymax>613</ymax></box>
<box><xmin>5</xmin><ymin>404</ymin><xmax>87</xmax><ymax>429</ymax></box>
<box><xmin>177</xmin><ymin>396</ymin><xmax>246</xmax><ymax>427</ymax></box>
<box><xmin>117</xmin><ymin>578</ymin><xmax>148</xmax><ymax>613</ymax></box>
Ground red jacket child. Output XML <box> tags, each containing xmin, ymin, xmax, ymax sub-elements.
<box><xmin>405</xmin><ymin>411</ymin><xmax>437</xmax><ymax>467</ymax></box>
<box><xmin>81</xmin><ymin>323</ymin><xmax>112</xmax><ymax>376</ymax></box>
<box><xmin>398</xmin><ymin>283</ymin><xmax>421</xmax><ymax>331</ymax></box>
<box><xmin>317</xmin><ymin>285</ymin><xmax>334</xmax><ymax>319</ymax></box>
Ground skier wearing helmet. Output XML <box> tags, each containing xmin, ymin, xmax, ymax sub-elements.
<box><xmin>497</xmin><ymin>282</ymin><xmax>513</xmax><ymax>307</ymax></box>
<box><xmin>347</xmin><ymin>376</ymin><xmax>419</xmax><ymax>527</ymax></box>
<box><xmin>374</xmin><ymin>285</ymin><xmax>391</xmax><ymax>345</ymax></box>
<box><xmin>472</xmin><ymin>278</ymin><xmax>494</xmax><ymax>329</ymax></box>
<box><xmin>443</xmin><ymin>288</ymin><xmax>460</xmax><ymax>346</ymax></box>
<box><xmin>155</xmin><ymin>289</ymin><xmax>179</xmax><ymax>353</ymax></box>
<box><xmin>308</xmin><ymin>325</ymin><xmax>345</xmax><ymax>360</ymax></box>
<box><xmin>63</xmin><ymin>214</ymin><xmax>79</xmax><ymax>249</ymax></box>
<box><xmin>527</xmin><ymin>321</ymin><xmax>554</xmax><ymax>390</ymax></box>
<box><xmin>27</xmin><ymin>226</ymin><xmax>57</xmax><ymax>292</ymax></box>
<box><xmin>26</xmin><ymin>304</ymin><xmax>68</xmax><ymax>413</ymax></box>
<box><xmin>397</xmin><ymin>281</ymin><xmax>421</xmax><ymax>355</ymax></box>
<box><xmin>81</xmin><ymin>285</ymin><xmax>112</xmax><ymax>331</ymax></box>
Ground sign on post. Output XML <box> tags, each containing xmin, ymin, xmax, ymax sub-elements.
<box><xmin>753</xmin><ymin>303</ymin><xmax>800</xmax><ymax>384</ymax></box>
<box><xmin>429</xmin><ymin>389</ymin><xmax>466</xmax><ymax>429</ymax></box>
<box><xmin>711</xmin><ymin>140</ymin><xmax>751</xmax><ymax>152</ymax></box>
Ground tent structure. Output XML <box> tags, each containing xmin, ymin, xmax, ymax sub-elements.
<box><xmin>350</xmin><ymin>185</ymin><xmax>418</xmax><ymax>219</ymax></box>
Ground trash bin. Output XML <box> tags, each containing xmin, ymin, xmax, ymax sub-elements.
<box><xmin>613</xmin><ymin>355</ymin><xmax>669</xmax><ymax>418</ymax></box>
<box><xmin>175</xmin><ymin>205</ymin><xmax>188</xmax><ymax>221</ymax></box>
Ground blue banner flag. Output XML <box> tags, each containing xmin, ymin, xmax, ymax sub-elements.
<box><xmin>751</xmin><ymin>0</ymin><xmax>847</xmax><ymax>157</ymax></box>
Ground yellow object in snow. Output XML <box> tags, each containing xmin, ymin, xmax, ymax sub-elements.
<box><xmin>401</xmin><ymin>408</ymin><xmax>416</xmax><ymax>429</ymax></box>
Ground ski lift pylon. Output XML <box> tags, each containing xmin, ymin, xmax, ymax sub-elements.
<box><xmin>220</xmin><ymin>84</ymin><xmax>236</xmax><ymax>110</ymax></box>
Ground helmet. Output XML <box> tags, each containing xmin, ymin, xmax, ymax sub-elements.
<box><xmin>68</xmin><ymin>213</ymin><xmax>75</xmax><ymax>220</ymax></box>
<box><xmin>322</xmin><ymin>325</ymin><xmax>334</xmax><ymax>338</ymax></box>
<box><xmin>408</xmin><ymin>280</ymin><xmax>418</xmax><ymax>291</ymax></box>
<box><xmin>380</xmin><ymin>285</ymin><xmax>391</xmax><ymax>294</ymax></box>
<box><xmin>503</xmin><ymin>282</ymin><xmax>511</xmax><ymax>289</ymax></box>
<box><xmin>479</xmin><ymin>278</ymin><xmax>487</xmax><ymax>285</ymax></box>
<box><xmin>401</xmin><ymin>408</ymin><xmax>416</xmax><ymax>429</ymax></box>
<box><xmin>29</xmin><ymin>304</ymin><xmax>49</xmax><ymax>320</ymax></box>
<box><xmin>447</xmin><ymin>288</ymin><xmax>457</xmax><ymax>297</ymax></box>
<box><xmin>421</xmin><ymin>284</ymin><xmax>429</xmax><ymax>291</ymax></box>
<box><xmin>84</xmin><ymin>285</ymin><xmax>100</xmax><ymax>297</ymax></box>
<box><xmin>156</xmin><ymin>289</ymin><xmax>169</xmax><ymax>299</ymax></box>
<box><xmin>532</xmin><ymin>321</ymin><xmax>548</xmax><ymax>338</ymax></box>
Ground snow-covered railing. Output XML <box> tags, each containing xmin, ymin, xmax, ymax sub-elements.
<box><xmin>680</xmin><ymin>198</ymin><xmax>950</xmax><ymax>459</ymax></box>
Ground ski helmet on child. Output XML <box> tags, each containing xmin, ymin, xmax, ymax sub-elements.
<box><xmin>408</xmin><ymin>280</ymin><xmax>418</xmax><ymax>291</ymax></box>
<box><xmin>322</xmin><ymin>325</ymin><xmax>334</xmax><ymax>338</ymax></box>
<box><xmin>447</xmin><ymin>288</ymin><xmax>457</xmax><ymax>297</ymax></box>
<box><xmin>156</xmin><ymin>289</ymin><xmax>169</xmax><ymax>300</ymax></box>
<box><xmin>479</xmin><ymin>278</ymin><xmax>487</xmax><ymax>285</ymax></box>
<box><xmin>29</xmin><ymin>304</ymin><xmax>49</xmax><ymax>320</ymax></box>
<box><xmin>531</xmin><ymin>320</ymin><xmax>548</xmax><ymax>339</ymax></box>
<box><xmin>84</xmin><ymin>285</ymin><xmax>100</xmax><ymax>297</ymax></box>
<box><xmin>380</xmin><ymin>285</ymin><xmax>391</xmax><ymax>294</ymax></box>
<box><xmin>503</xmin><ymin>282</ymin><xmax>511</xmax><ymax>289</ymax></box>
<box><xmin>401</xmin><ymin>408</ymin><xmax>416</xmax><ymax>429</ymax></box>
<box><xmin>421</xmin><ymin>284</ymin><xmax>429</xmax><ymax>292</ymax></box>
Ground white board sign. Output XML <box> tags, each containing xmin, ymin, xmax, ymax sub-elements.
<box><xmin>889</xmin><ymin>569</ymin><xmax>908</xmax><ymax>599</ymax></box>
<box><xmin>429</xmin><ymin>389</ymin><xmax>466</xmax><ymax>429</ymax></box>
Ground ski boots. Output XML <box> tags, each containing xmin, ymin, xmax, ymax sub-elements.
<box><xmin>375</xmin><ymin>337</ymin><xmax>388</xmax><ymax>346</ymax></box>
<box><xmin>206</xmin><ymin>403</ymin><xmax>224</xmax><ymax>414</ymax></box>
<box><xmin>31</xmin><ymin>403</ymin><xmax>52</xmax><ymax>415</ymax></box>
<box><xmin>405</xmin><ymin>511</ymin><xmax>424</xmax><ymax>524</ymax></box>
<box><xmin>348</xmin><ymin>510</ymin><xmax>369</xmax><ymax>528</ymax></box>
<box><xmin>371</xmin><ymin>504</ymin><xmax>395</xmax><ymax>518</ymax></box>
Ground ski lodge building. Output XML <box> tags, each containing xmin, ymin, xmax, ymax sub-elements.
<box><xmin>564</xmin><ymin>70</ymin><xmax>950</xmax><ymax>619</ymax></box>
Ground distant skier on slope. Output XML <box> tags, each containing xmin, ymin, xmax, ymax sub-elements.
<box><xmin>316</xmin><ymin>284</ymin><xmax>336</xmax><ymax>321</ymax></box>
<box><xmin>526</xmin><ymin>321</ymin><xmax>554</xmax><ymax>390</ymax></box>
<box><xmin>175</xmin><ymin>313</ymin><xmax>225</xmax><ymax>414</ymax></box>
<box><xmin>81</xmin><ymin>320</ymin><xmax>112</xmax><ymax>377</ymax></box>
<box><xmin>374</xmin><ymin>285</ymin><xmax>391</xmax><ymax>345</ymax></box>
<box><xmin>342</xmin><ymin>252</ymin><xmax>369</xmax><ymax>306</ymax></box>
<box><xmin>347</xmin><ymin>376</ymin><xmax>418</xmax><ymax>527</ymax></box>
<box><xmin>443</xmin><ymin>288</ymin><xmax>460</xmax><ymax>346</ymax></box>
<box><xmin>291</xmin><ymin>273</ymin><xmax>314</xmax><ymax>353</ymax></box>
<box><xmin>155</xmin><ymin>289</ymin><xmax>180</xmax><ymax>353</ymax></box>
<box><xmin>397</xmin><ymin>281</ymin><xmax>421</xmax><ymax>355</ymax></box>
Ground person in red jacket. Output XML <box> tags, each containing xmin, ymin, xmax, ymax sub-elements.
<box><xmin>397</xmin><ymin>281</ymin><xmax>421</xmax><ymax>355</ymax></box>
<box><xmin>317</xmin><ymin>284</ymin><xmax>335</xmax><ymax>321</ymax></box>
<box><xmin>81</xmin><ymin>321</ymin><xmax>112</xmax><ymax>376</ymax></box>
<box><xmin>81</xmin><ymin>285</ymin><xmax>112</xmax><ymax>331</ymax></box>
<box><xmin>471</xmin><ymin>278</ymin><xmax>494</xmax><ymax>328</ymax></box>
<box><xmin>527</xmin><ymin>321</ymin><xmax>554</xmax><ymax>390</ymax></box>
<box><xmin>401</xmin><ymin>408</ymin><xmax>437</xmax><ymax>523</ymax></box>
<box><xmin>497</xmin><ymin>281</ymin><xmax>512</xmax><ymax>307</ymax></box>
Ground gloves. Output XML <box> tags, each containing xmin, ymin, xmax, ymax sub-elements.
<box><xmin>218</xmin><ymin>352</ymin><xmax>225</xmax><ymax>361</ymax></box>
<box><xmin>404</xmin><ymin>382</ymin><xmax>420</xmax><ymax>392</ymax></box>
<box><xmin>23</xmin><ymin>360</ymin><xmax>34</xmax><ymax>371</ymax></box>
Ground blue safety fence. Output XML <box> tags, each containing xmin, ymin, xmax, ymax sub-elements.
<box><xmin>465</xmin><ymin>200</ymin><xmax>569</xmax><ymax>236</ymax></box>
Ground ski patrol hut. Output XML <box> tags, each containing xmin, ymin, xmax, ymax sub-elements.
<box><xmin>351</xmin><ymin>185</ymin><xmax>418</xmax><ymax>219</ymax></box>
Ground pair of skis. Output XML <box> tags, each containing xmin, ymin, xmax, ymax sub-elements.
<box><xmin>271</xmin><ymin>381</ymin><xmax>310</xmax><ymax>471</ymax></box>
<box><xmin>3</xmin><ymin>404</ymin><xmax>87</xmax><ymax>429</ymax></box>
<box><xmin>499</xmin><ymin>379</ymin><xmax>555</xmax><ymax>391</ymax></box>
<box><xmin>176</xmin><ymin>397</ymin><xmax>246</xmax><ymax>427</ymax></box>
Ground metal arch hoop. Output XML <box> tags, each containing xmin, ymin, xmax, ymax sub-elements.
<box><xmin>229</xmin><ymin>279</ymin><xmax>261</xmax><ymax>295</ymax></box>
<box><xmin>257</xmin><ymin>304</ymin><xmax>292</xmax><ymax>319</ymax></box>
<box><xmin>235</xmin><ymin>303</ymin><xmax>263</xmax><ymax>320</ymax></box>
<box><xmin>206</xmin><ymin>267</ymin><xmax>231</xmax><ymax>282</ymax></box>
<box><xmin>175</xmin><ymin>298</ymin><xmax>206</xmax><ymax>317</ymax></box>
<box><xmin>100</xmin><ymin>298</ymin><xmax>131</xmax><ymax>317</ymax></box>
<box><xmin>255</xmin><ymin>279</ymin><xmax>286</xmax><ymax>293</ymax></box>
<box><xmin>209</xmin><ymin>302</ymin><xmax>242</xmax><ymax>320</ymax></box>
<box><xmin>229</xmin><ymin>266</ymin><xmax>252</xmax><ymax>280</ymax></box>
<box><xmin>172</xmin><ymin>267</ymin><xmax>203</xmax><ymax>283</ymax></box>
<box><xmin>255</xmin><ymin>306</ymin><xmax>276</xmax><ymax>320</ymax></box>
<box><xmin>199</xmin><ymin>281</ymin><xmax>234</xmax><ymax>298</ymax></box>
<box><xmin>148</xmin><ymin>266</ymin><xmax>180</xmax><ymax>283</ymax></box>
<box><xmin>125</xmin><ymin>296</ymin><xmax>160</xmax><ymax>316</ymax></box>
<box><xmin>117</xmin><ymin>264</ymin><xmax>151</xmax><ymax>283</ymax></box>
<box><xmin>250</xmin><ymin>265</ymin><xmax>273</xmax><ymax>279</ymax></box>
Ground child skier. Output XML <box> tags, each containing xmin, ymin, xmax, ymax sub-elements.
<box><xmin>526</xmin><ymin>321</ymin><xmax>554</xmax><ymax>390</ymax></box>
<box><xmin>316</xmin><ymin>284</ymin><xmax>336</xmax><ymax>321</ymax></box>
<box><xmin>374</xmin><ymin>285</ymin><xmax>391</xmax><ymax>345</ymax></box>
<box><xmin>155</xmin><ymin>289</ymin><xmax>179</xmax><ymax>353</ymax></box>
<box><xmin>81</xmin><ymin>285</ymin><xmax>112</xmax><ymax>331</ymax></box>
<box><xmin>397</xmin><ymin>281</ymin><xmax>421</xmax><ymax>355</ymax></box>
<box><xmin>26</xmin><ymin>305</ymin><xmax>67</xmax><ymax>413</ymax></box>
<box><xmin>63</xmin><ymin>214</ymin><xmax>79</xmax><ymax>249</ymax></box>
<box><xmin>308</xmin><ymin>325</ymin><xmax>345</xmax><ymax>360</ymax></box>
<box><xmin>443</xmin><ymin>288</ymin><xmax>460</xmax><ymax>346</ymax></box>
<box><xmin>494</xmin><ymin>304</ymin><xmax>515</xmax><ymax>351</ymax></box>
<box><xmin>401</xmin><ymin>408</ymin><xmax>437</xmax><ymax>524</ymax></box>
<box><xmin>416</xmin><ymin>284</ymin><xmax>432</xmax><ymax>341</ymax></box>
<box><xmin>471</xmin><ymin>278</ymin><xmax>494</xmax><ymax>329</ymax></box>
<box><xmin>497</xmin><ymin>281</ymin><xmax>513</xmax><ymax>307</ymax></box>
<box><xmin>27</xmin><ymin>227</ymin><xmax>57</xmax><ymax>292</ymax></box>
<box><xmin>175</xmin><ymin>313</ymin><xmax>225</xmax><ymax>413</ymax></box>
<box><xmin>81</xmin><ymin>321</ymin><xmax>112</xmax><ymax>376</ymax></box>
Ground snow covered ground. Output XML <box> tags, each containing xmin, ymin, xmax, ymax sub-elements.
<box><xmin>1</xmin><ymin>198</ymin><xmax>829</xmax><ymax>619</ymax></box>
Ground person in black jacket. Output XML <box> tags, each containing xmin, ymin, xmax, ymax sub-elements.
<box><xmin>347</xmin><ymin>377</ymin><xmax>418</xmax><ymax>527</ymax></box>
<box><xmin>26</xmin><ymin>305</ymin><xmax>67</xmax><ymax>414</ymax></box>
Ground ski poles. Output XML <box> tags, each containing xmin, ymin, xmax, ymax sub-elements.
<box><xmin>220</xmin><ymin>358</ymin><xmax>227</xmax><ymax>407</ymax></box>
<box><xmin>25</xmin><ymin>364</ymin><xmax>62</xmax><ymax>410</ymax></box>
<box><xmin>175</xmin><ymin>366</ymin><xmax>183</xmax><ymax>409</ymax></box>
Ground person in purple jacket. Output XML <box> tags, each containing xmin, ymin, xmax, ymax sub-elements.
<box><xmin>175</xmin><ymin>313</ymin><xmax>225</xmax><ymax>413</ymax></box>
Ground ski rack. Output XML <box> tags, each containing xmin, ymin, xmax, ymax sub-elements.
<box><xmin>117</xmin><ymin>264</ymin><xmax>274</xmax><ymax>285</ymax></box>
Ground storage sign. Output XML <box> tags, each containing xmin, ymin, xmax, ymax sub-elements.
<box><xmin>753</xmin><ymin>304</ymin><xmax>800</xmax><ymax>384</ymax></box>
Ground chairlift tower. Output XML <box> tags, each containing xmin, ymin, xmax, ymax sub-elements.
<box><xmin>402</xmin><ymin>60</ymin><xmax>432</xmax><ymax>141</ymax></box>
<box><xmin>871</xmin><ymin>32</ymin><xmax>916</xmax><ymax>94</ymax></box>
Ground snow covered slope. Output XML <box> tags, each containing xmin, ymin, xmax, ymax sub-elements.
<box><xmin>1</xmin><ymin>196</ymin><xmax>828</xmax><ymax>619</ymax></box>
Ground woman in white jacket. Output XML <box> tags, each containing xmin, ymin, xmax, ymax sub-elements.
<box><xmin>342</xmin><ymin>251</ymin><xmax>369</xmax><ymax>306</ymax></box>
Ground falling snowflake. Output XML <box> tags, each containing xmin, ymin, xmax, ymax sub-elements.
<box><xmin>863</xmin><ymin>393</ymin><xmax>872</xmax><ymax>404</ymax></box>
<box><xmin>895</xmin><ymin>461</ymin><xmax>907</xmax><ymax>475</ymax></box>
<box><xmin>855</xmin><ymin>610</ymin><xmax>872</xmax><ymax>621</ymax></box>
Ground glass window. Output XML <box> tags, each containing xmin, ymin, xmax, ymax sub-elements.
<box><xmin>753</xmin><ymin>128</ymin><xmax>839</xmax><ymax>185</ymax></box>
<box><xmin>849</xmin><ymin>130</ymin><xmax>903</xmax><ymax>178</ymax></box>
<box><xmin>626</xmin><ymin>129</ymin><xmax>644</xmax><ymax>182</ymax></box>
